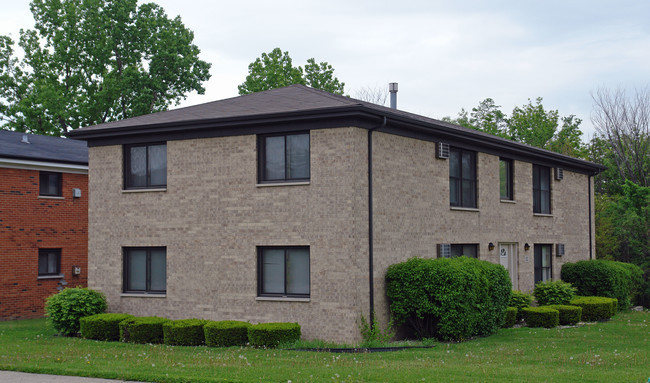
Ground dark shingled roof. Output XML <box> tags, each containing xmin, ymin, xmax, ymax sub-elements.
<box><xmin>0</xmin><ymin>130</ymin><xmax>88</xmax><ymax>165</ymax></box>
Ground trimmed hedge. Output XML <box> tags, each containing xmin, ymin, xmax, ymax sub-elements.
<box><xmin>510</xmin><ymin>290</ymin><xmax>532</xmax><ymax>320</ymax></box>
<box><xmin>534</xmin><ymin>280</ymin><xmax>576</xmax><ymax>305</ymax></box>
<box><xmin>204</xmin><ymin>320</ymin><xmax>251</xmax><ymax>347</ymax></box>
<box><xmin>502</xmin><ymin>307</ymin><xmax>518</xmax><ymax>328</ymax></box>
<box><xmin>80</xmin><ymin>313</ymin><xmax>134</xmax><ymax>341</ymax></box>
<box><xmin>543</xmin><ymin>305</ymin><xmax>582</xmax><ymax>325</ymax></box>
<box><xmin>522</xmin><ymin>307</ymin><xmax>559</xmax><ymax>328</ymax></box>
<box><xmin>119</xmin><ymin>316</ymin><xmax>169</xmax><ymax>344</ymax></box>
<box><xmin>561</xmin><ymin>260</ymin><xmax>643</xmax><ymax>310</ymax></box>
<box><xmin>163</xmin><ymin>319</ymin><xmax>206</xmax><ymax>346</ymax></box>
<box><xmin>45</xmin><ymin>287</ymin><xmax>107</xmax><ymax>336</ymax></box>
<box><xmin>569</xmin><ymin>297</ymin><xmax>617</xmax><ymax>322</ymax></box>
<box><xmin>385</xmin><ymin>257</ymin><xmax>511</xmax><ymax>341</ymax></box>
<box><xmin>247</xmin><ymin>323</ymin><xmax>301</xmax><ymax>348</ymax></box>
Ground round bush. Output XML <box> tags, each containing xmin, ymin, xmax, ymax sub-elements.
<box><xmin>80</xmin><ymin>313</ymin><xmax>134</xmax><ymax>341</ymax></box>
<box><xmin>45</xmin><ymin>287</ymin><xmax>107</xmax><ymax>336</ymax></box>
<box><xmin>163</xmin><ymin>319</ymin><xmax>206</xmax><ymax>346</ymax></box>
<box><xmin>247</xmin><ymin>323</ymin><xmax>301</xmax><ymax>348</ymax></box>
<box><xmin>502</xmin><ymin>307</ymin><xmax>518</xmax><ymax>328</ymax></box>
<box><xmin>522</xmin><ymin>307</ymin><xmax>559</xmax><ymax>328</ymax></box>
<box><xmin>569</xmin><ymin>297</ymin><xmax>617</xmax><ymax>322</ymax></box>
<box><xmin>543</xmin><ymin>305</ymin><xmax>582</xmax><ymax>325</ymax></box>
<box><xmin>534</xmin><ymin>280</ymin><xmax>577</xmax><ymax>305</ymax></box>
<box><xmin>204</xmin><ymin>320</ymin><xmax>251</xmax><ymax>347</ymax></box>
<box><xmin>510</xmin><ymin>290</ymin><xmax>532</xmax><ymax>320</ymax></box>
<box><xmin>385</xmin><ymin>257</ymin><xmax>511</xmax><ymax>341</ymax></box>
<box><xmin>119</xmin><ymin>316</ymin><xmax>169</xmax><ymax>344</ymax></box>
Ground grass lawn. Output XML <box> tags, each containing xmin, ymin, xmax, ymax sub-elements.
<box><xmin>0</xmin><ymin>311</ymin><xmax>648</xmax><ymax>383</ymax></box>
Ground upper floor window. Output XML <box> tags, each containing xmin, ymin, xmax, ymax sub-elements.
<box><xmin>38</xmin><ymin>248</ymin><xmax>61</xmax><ymax>276</ymax></box>
<box><xmin>123</xmin><ymin>247</ymin><xmax>166</xmax><ymax>294</ymax></box>
<box><xmin>449</xmin><ymin>148</ymin><xmax>477</xmax><ymax>208</ymax></box>
<box><xmin>499</xmin><ymin>158</ymin><xmax>513</xmax><ymax>201</ymax></box>
<box><xmin>258</xmin><ymin>132</ymin><xmax>310</xmax><ymax>183</ymax></box>
<box><xmin>258</xmin><ymin>246</ymin><xmax>310</xmax><ymax>298</ymax></box>
<box><xmin>533</xmin><ymin>165</ymin><xmax>551</xmax><ymax>214</ymax></box>
<box><xmin>39</xmin><ymin>171</ymin><xmax>62</xmax><ymax>197</ymax></box>
<box><xmin>534</xmin><ymin>244</ymin><xmax>552</xmax><ymax>284</ymax></box>
<box><xmin>124</xmin><ymin>143</ymin><xmax>167</xmax><ymax>189</ymax></box>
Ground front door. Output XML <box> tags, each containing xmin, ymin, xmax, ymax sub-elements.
<box><xmin>499</xmin><ymin>243</ymin><xmax>518</xmax><ymax>290</ymax></box>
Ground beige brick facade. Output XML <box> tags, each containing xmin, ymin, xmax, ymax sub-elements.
<box><xmin>88</xmin><ymin>126</ymin><xmax>594</xmax><ymax>342</ymax></box>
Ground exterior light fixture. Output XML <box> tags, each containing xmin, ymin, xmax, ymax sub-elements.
<box><xmin>524</xmin><ymin>243</ymin><xmax>531</xmax><ymax>251</ymax></box>
<box><xmin>488</xmin><ymin>242</ymin><xmax>495</xmax><ymax>251</ymax></box>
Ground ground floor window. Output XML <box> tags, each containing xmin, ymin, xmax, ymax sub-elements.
<box><xmin>38</xmin><ymin>249</ymin><xmax>61</xmax><ymax>276</ymax></box>
<box><xmin>123</xmin><ymin>247</ymin><xmax>166</xmax><ymax>294</ymax></box>
<box><xmin>438</xmin><ymin>244</ymin><xmax>479</xmax><ymax>258</ymax></box>
<box><xmin>534</xmin><ymin>244</ymin><xmax>552</xmax><ymax>284</ymax></box>
<box><xmin>258</xmin><ymin>246</ymin><xmax>310</xmax><ymax>297</ymax></box>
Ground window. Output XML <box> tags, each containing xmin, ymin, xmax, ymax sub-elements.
<box><xmin>259</xmin><ymin>133</ymin><xmax>310</xmax><ymax>182</ymax></box>
<box><xmin>449</xmin><ymin>148</ymin><xmax>477</xmax><ymax>208</ymax></box>
<box><xmin>39</xmin><ymin>171</ymin><xmax>62</xmax><ymax>196</ymax></box>
<box><xmin>450</xmin><ymin>244</ymin><xmax>478</xmax><ymax>258</ymax></box>
<box><xmin>258</xmin><ymin>247</ymin><xmax>310</xmax><ymax>297</ymax></box>
<box><xmin>499</xmin><ymin>158</ymin><xmax>513</xmax><ymax>200</ymax></box>
<box><xmin>38</xmin><ymin>249</ymin><xmax>61</xmax><ymax>276</ymax></box>
<box><xmin>123</xmin><ymin>247</ymin><xmax>166</xmax><ymax>294</ymax></box>
<box><xmin>124</xmin><ymin>143</ymin><xmax>167</xmax><ymax>189</ymax></box>
<box><xmin>534</xmin><ymin>244</ymin><xmax>552</xmax><ymax>284</ymax></box>
<box><xmin>533</xmin><ymin>165</ymin><xmax>551</xmax><ymax>214</ymax></box>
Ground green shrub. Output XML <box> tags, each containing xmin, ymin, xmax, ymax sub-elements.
<box><xmin>247</xmin><ymin>323</ymin><xmax>301</xmax><ymax>348</ymax></box>
<box><xmin>522</xmin><ymin>307</ymin><xmax>559</xmax><ymax>328</ymax></box>
<box><xmin>570</xmin><ymin>297</ymin><xmax>617</xmax><ymax>321</ymax></box>
<box><xmin>502</xmin><ymin>307</ymin><xmax>518</xmax><ymax>328</ymax></box>
<box><xmin>80</xmin><ymin>313</ymin><xmax>134</xmax><ymax>341</ymax></box>
<box><xmin>385</xmin><ymin>257</ymin><xmax>511</xmax><ymax>341</ymax></box>
<box><xmin>534</xmin><ymin>280</ymin><xmax>577</xmax><ymax>305</ymax></box>
<box><xmin>119</xmin><ymin>316</ymin><xmax>169</xmax><ymax>344</ymax></box>
<box><xmin>510</xmin><ymin>290</ymin><xmax>532</xmax><ymax>320</ymax></box>
<box><xmin>543</xmin><ymin>305</ymin><xmax>582</xmax><ymax>325</ymax></box>
<box><xmin>45</xmin><ymin>287</ymin><xmax>107</xmax><ymax>336</ymax></box>
<box><xmin>204</xmin><ymin>320</ymin><xmax>252</xmax><ymax>347</ymax></box>
<box><xmin>163</xmin><ymin>319</ymin><xmax>206</xmax><ymax>346</ymax></box>
<box><xmin>561</xmin><ymin>260</ymin><xmax>643</xmax><ymax>310</ymax></box>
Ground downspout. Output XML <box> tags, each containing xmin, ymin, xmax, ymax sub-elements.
<box><xmin>588</xmin><ymin>175</ymin><xmax>593</xmax><ymax>260</ymax></box>
<box><xmin>368</xmin><ymin>116</ymin><xmax>387</xmax><ymax>324</ymax></box>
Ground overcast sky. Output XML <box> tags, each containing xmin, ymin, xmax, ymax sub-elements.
<box><xmin>2</xmin><ymin>0</ymin><xmax>650</xmax><ymax>140</ymax></box>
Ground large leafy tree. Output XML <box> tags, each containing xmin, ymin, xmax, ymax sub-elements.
<box><xmin>0</xmin><ymin>0</ymin><xmax>211</xmax><ymax>136</ymax></box>
<box><xmin>238</xmin><ymin>48</ymin><xmax>345</xmax><ymax>95</ymax></box>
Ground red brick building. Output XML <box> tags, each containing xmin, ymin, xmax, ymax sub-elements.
<box><xmin>0</xmin><ymin>131</ymin><xmax>88</xmax><ymax>320</ymax></box>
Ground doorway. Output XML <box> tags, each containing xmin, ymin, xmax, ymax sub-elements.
<box><xmin>499</xmin><ymin>243</ymin><xmax>518</xmax><ymax>290</ymax></box>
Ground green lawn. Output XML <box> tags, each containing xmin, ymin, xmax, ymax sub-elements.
<box><xmin>1</xmin><ymin>311</ymin><xmax>648</xmax><ymax>383</ymax></box>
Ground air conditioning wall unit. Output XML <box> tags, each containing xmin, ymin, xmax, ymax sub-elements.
<box><xmin>437</xmin><ymin>243</ymin><xmax>451</xmax><ymax>258</ymax></box>
<box><xmin>436</xmin><ymin>142</ymin><xmax>450</xmax><ymax>159</ymax></box>
<box><xmin>556</xmin><ymin>243</ymin><xmax>565</xmax><ymax>257</ymax></box>
<box><xmin>555</xmin><ymin>167</ymin><xmax>564</xmax><ymax>180</ymax></box>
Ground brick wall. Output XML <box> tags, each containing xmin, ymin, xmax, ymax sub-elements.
<box><xmin>0</xmin><ymin>167</ymin><xmax>88</xmax><ymax>320</ymax></box>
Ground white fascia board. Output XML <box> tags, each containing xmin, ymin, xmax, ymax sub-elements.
<box><xmin>0</xmin><ymin>158</ymin><xmax>88</xmax><ymax>174</ymax></box>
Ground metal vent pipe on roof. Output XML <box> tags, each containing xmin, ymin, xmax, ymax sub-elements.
<box><xmin>21</xmin><ymin>134</ymin><xmax>30</xmax><ymax>144</ymax></box>
<box><xmin>389</xmin><ymin>82</ymin><xmax>398</xmax><ymax>109</ymax></box>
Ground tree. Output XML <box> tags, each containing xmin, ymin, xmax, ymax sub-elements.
<box><xmin>0</xmin><ymin>0</ymin><xmax>211</xmax><ymax>136</ymax></box>
<box><xmin>354</xmin><ymin>85</ymin><xmax>388</xmax><ymax>106</ymax></box>
<box><xmin>238</xmin><ymin>48</ymin><xmax>345</xmax><ymax>95</ymax></box>
<box><xmin>454</xmin><ymin>98</ymin><xmax>508</xmax><ymax>138</ymax></box>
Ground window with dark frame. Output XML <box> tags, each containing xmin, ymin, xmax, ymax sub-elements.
<box><xmin>499</xmin><ymin>158</ymin><xmax>513</xmax><ymax>200</ymax></box>
<box><xmin>450</xmin><ymin>244</ymin><xmax>478</xmax><ymax>258</ymax></box>
<box><xmin>38</xmin><ymin>249</ymin><xmax>61</xmax><ymax>276</ymax></box>
<box><xmin>258</xmin><ymin>246</ymin><xmax>310</xmax><ymax>298</ymax></box>
<box><xmin>533</xmin><ymin>165</ymin><xmax>551</xmax><ymax>214</ymax></box>
<box><xmin>39</xmin><ymin>171</ymin><xmax>62</xmax><ymax>197</ymax></box>
<box><xmin>534</xmin><ymin>244</ymin><xmax>552</xmax><ymax>284</ymax></box>
<box><xmin>449</xmin><ymin>147</ymin><xmax>477</xmax><ymax>208</ymax></box>
<box><xmin>124</xmin><ymin>143</ymin><xmax>167</xmax><ymax>189</ymax></box>
<box><xmin>123</xmin><ymin>247</ymin><xmax>166</xmax><ymax>294</ymax></box>
<box><xmin>258</xmin><ymin>132</ymin><xmax>310</xmax><ymax>183</ymax></box>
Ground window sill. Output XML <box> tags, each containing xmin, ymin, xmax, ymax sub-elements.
<box><xmin>500</xmin><ymin>199</ymin><xmax>516</xmax><ymax>204</ymax></box>
<box><xmin>122</xmin><ymin>188</ymin><xmax>167</xmax><ymax>193</ymax></box>
<box><xmin>533</xmin><ymin>213</ymin><xmax>553</xmax><ymax>217</ymax></box>
<box><xmin>38</xmin><ymin>196</ymin><xmax>64</xmax><ymax>200</ymax></box>
<box><xmin>120</xmin><ymin>293</ymin><xmax>167</xmax><ymax>298</ymax></box>
<box><xmin>37</xmin><ymin>274</ymin><xmax>64</xmax><ymax>280</ymax></box>
<box><xmin>256</xmin><ymin>181</ymin><xmax>310</xmax><ymax>188</ymax></box>
<box><xmin>450</xmin><ymin>206</ymin><xmax>479</xmax><ymax>212</ymax></box>
<box><xmin>256</xmin><ymin>296</ymin><xmax>310</xmax><ymax>302</ymax></box>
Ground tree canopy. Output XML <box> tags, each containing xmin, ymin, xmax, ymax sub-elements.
<box><xmin>0</xmin><ymin>0</ymin><xmax>211</xmax><ymax>136</ymax></box>
<box><xmin>238</xmin><ymin>48</ymin><xmax>345</xmax><ymax>95</ymax></box>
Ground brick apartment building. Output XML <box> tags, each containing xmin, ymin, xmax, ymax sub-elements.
<box><xmin>69</xmin><ymin>85</ymin><xmax>604</xmax><ymax>342</ymax></box>
<box><xmin>0</xmin><ymin>130</ymin><xmax>88</xmax><ymax>319</ymax></box>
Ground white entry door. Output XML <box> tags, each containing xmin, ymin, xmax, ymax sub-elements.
<box><xmin>499</xmin><ymin>243</ymin><xmax>518</xmax><ymax>290</ymax></box>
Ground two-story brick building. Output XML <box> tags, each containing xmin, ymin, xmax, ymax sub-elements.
<box><xmin>0</xmin><ymin>130</ymin><xmax>88</xmax><ymax>320</ymax></box>
<box><xmin>69</xmin><ymin>85</ymin><xmax>604</xmax><ymax>342</ymax></box>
